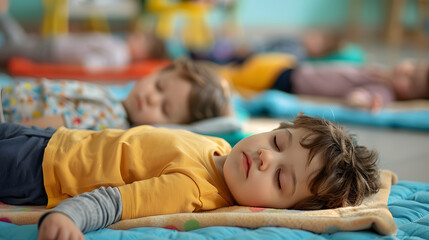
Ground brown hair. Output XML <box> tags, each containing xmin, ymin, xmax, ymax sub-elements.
<box><xmin>276</xmin><ymin>115</ymin><xmax>380</xmax><ymax>209</ymax></box>
<box><xmin>161</xmin><ymin>58</ymin><xmax>232</xmax><ymax>123</ymax></box>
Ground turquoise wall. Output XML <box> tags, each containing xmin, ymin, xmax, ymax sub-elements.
<box><xmin>8</xmin><ymin>0</ymin><xmax>422</xmax><ymax>30</ymax></box>
<box><xmin>235</xmin><ymin>0</ymin><xmax>350</xmax><ymax>28</ymax></box>
<box><xmin>9</xmin><ymin>0</ymin><xmax>43</xmax><ymax>22</ymax></box>
<box><xmin>231</xmin><ymin>0</ymin><xmax>419</xmax><ymax>29</ymax></box>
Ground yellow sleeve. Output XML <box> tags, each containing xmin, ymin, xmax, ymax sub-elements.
<box><xmin>220</xmin><ymin>53</ymin><xmax>296</xmax><ymax>92</ymax></box>
<box><xmin>118</xmin><ymin>173</ymin><xmax>201</xmax><ymax>219</ymax></box>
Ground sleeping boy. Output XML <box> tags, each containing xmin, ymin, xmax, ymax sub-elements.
<box><xmin>1</xmin><ymin>58</ymin><xmax>231</xmax><ymax>129</ymax></box>
<box><xmin>0</xmin><ymin>114</ymin><xmax>381</xmax><ymax>239</ymax></box>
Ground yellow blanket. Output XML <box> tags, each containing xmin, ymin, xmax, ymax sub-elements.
<box><xmin>0</xmin><ymin>170</ymin><xmax>397</xmax><ymax>235</ymax></box>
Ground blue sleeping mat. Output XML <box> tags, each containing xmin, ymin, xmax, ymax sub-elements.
<box><xmin>1</xmin><ymin>180</ymin><xmax>428</xmax><ymax>240</ymax></box>
<box><xmin>233</xmin><ymin>90</ymin><xmax>429</xmax><ymax>131</ymax></box>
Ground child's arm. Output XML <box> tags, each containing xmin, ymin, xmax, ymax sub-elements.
<box><xmin>37</xmin><ymin>212</ymin><xmax>84</xmax><ymax>240</ymax></box>
<box><xmin>345</xmin><ymin>89</ymin><xmax>383</xmax><ymax>112</ymax></box>
<box><xmin>19</xmin><ymin>115</ymin><xmax>66</xmax><ymax>129</ymax></box>
<box><xmin>38</xmin><ymin>186</ymin><xmax>122</xmax><ymax>239</ymax></box>
<box><xmin>345</xmin><ymin>84</ymin><xmax>395</xmax><ymax>112</ymax></box>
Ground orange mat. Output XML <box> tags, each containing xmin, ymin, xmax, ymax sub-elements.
<box><xmin>8</xmin><ymin>57</ymin><xmax>171</xmax><ymax>82</ymax></box>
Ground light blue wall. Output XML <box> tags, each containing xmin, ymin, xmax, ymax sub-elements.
<box><xmin>9</xmin><ymin>0</ymin><xmax>43</xmax><ymax>22</ymax></box>
<box><xmin>210</xmin><ymin>0</ymin><xmax>422</xmax><ymax>30</ymax></box>
<box><xmin>235</xmin><ymin>0</ymin><xmax>350</xmax><ymax>28</ymax></box>
<box><xmin>8</xmin><ymin>0</ymin><xmax>422</xmax><ymax>30</ymax></box>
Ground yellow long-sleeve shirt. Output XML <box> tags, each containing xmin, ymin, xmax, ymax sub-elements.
<box><xmin>42</xmin><ymin>126</ymin><xmax>234</xmax><ymax>219</ymax></box>
<box><xmin>220</xmin><ymin>53</ymin><xmax>296</xmax><ymax>93</ymax></box>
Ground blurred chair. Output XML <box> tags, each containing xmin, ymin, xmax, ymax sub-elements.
<box><xmin>347</xmin><ymin>0</ymin><xmax>429</xmax><ymax>46</ymax></box>
<box><xmin>385</xmin><ymin>0</ymin><xmax>429</xmax><ymax>46</ymax></box>
<box><xmin>41</xmin><ymin>0</ymin><xmax>140</xmax><ymax>36</ymax></box>
<box><xmin>145</xmin><ymin>0</ymin><xmax>214</xmax><ymax>51</ymax></box>
<box><xmin>42</xmin><ymin>0</ymin><xmax>69</xmax><ymax>37</ymax></box>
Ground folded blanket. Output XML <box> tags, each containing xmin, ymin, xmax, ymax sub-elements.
<box><xmin>0</xmin><ymin>170</ymin><xmax>397</xmax><ymax>235</ymax></box>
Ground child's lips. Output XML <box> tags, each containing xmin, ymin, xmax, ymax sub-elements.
<box><xmin>242</xmin><ymin>152</ymin><xmax>252</xmax><ymax>178</ymax></box>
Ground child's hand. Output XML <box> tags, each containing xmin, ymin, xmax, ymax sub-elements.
<box><xmin>346</xmin><ymin>90</ymin><xmax>383</xmax><ymax>113</ymax></box>
<box><xmin>38</xmin><ymin>212</ymin><xmax>84</xmax><ymax>240</ymax></box>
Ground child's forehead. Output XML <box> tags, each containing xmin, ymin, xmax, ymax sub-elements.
<box><xmin>272</xmin><ymin>126</ymin><xmax>289</xmax><ymax>134</ymax></box>
<box><xmin>160</xmin><ymin>65</ymin><xmax>188</xmax><ymax>77</ymax></box>
<box><xmin>272</xmin><ymin>127</ymin><xmax>311</xmax><ymax>138</ymax></box>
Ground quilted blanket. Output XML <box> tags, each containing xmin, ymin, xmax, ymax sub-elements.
<box><xmin>0</xmin><ymin>170</ymin><xmax>397</xmax><ymax>235</ymax></box>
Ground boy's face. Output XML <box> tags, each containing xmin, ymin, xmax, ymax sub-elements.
<box><xmin>390</xmin><ymin>60</ymin><xmax>428</xmax><ymax>100</ymax></box>
<box><xmin>223</xmin><ymin>127</ymin><xmax>323</xmax><ymax>209</ymax></box>
<box><xmin>123</xmin><ymin>69</ymin><xmax>192</xmax><ymax>125</ymax></box>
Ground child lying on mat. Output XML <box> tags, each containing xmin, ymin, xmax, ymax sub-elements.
<box><xmin>190</xmin><ymin>29</ymin><xmax>346</xmax><ymax>65</ymax></box>
<box><xmin>0</xmin><ymin>58</ymin><xmax>231</xmax><ymax>129</ymax></box>
<box><xmin>220</xmin><ymin>53</ymin><xmax>429</xmax><ymax>112</ymax></box>
<box><xmin>0</xmin><ymin>1</ymin><xmax>167</xmax><ymax>71</ymax></box>
<box><xmin>0</xmin><ymin>114</ymin><xmax>380</xmax><ymax>240</ymax></box>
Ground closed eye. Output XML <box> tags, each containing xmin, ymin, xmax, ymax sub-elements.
<box><xmin>156</xmin><ymin>78</ymin><xmax>163</xmax><ymax>92</ymax></box>
<box><xmin>162</xmin><ymin>102</ymin><xmax>169</xmax><ymax>117</ymax></box>
<box><xmin>276</xmin><ymin>169</ymin><xmax>282</xmax><ymax>189</ymax></box>
<box><xmin>156</xmin><ymin>82</ymin><xmax>162</xmax><ymax>92</ymax></box>
<box><xmin>273</xmin><ymin>135</ymin><xmax>280</xmax><ymax>151</ymax></box>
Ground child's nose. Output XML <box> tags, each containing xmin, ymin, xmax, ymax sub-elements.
<box><xmin>258</xmin><ymin>148</ymin><xmax>275</xmax><ymax>171</ymax></box>
<box><xmin>146</xmin><ymin>92</ymin><xmax>161</xmax><ymax>106</ymax></box>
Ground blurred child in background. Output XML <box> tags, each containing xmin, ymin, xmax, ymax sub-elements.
<box><xmin>0</xmin><ymin>0</ymin><xmax>168</xmax><ymax>71</ymax></box>
<box><xmin>190</xmin><ymin>29</ymin><xmax>346</xmax><ymax>65</ymax></box>
<box><xmin>1</xmin><ymin>58</ymin><xmax>231</xmax><ymax>129</ymax></box>
<box><xmin>221</xmin><ymin>53</ymin><xmax>429</xmax><ymax>112</ymax></box>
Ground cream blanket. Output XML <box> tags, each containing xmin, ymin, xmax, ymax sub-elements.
<box><xmin>0</xmin><ymin>170</ymin><xmax>397</xmax><ymax>235</ymax></box>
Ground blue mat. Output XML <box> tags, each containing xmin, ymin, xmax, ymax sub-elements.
<box><xmin>233</xmin><ymin>90</ymin><xmax>429</xmax><ymax>131</ymax></box>
<box><xmin>1</xmin><ymin>180</ymin><xmax>428</xmax><ymax>240</ymax></box>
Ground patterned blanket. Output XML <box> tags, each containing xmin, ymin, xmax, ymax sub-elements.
<box><xmin>0</xmin><ymin>170</ymin><xmax>397</xmax><ymax>235</ymax></box>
